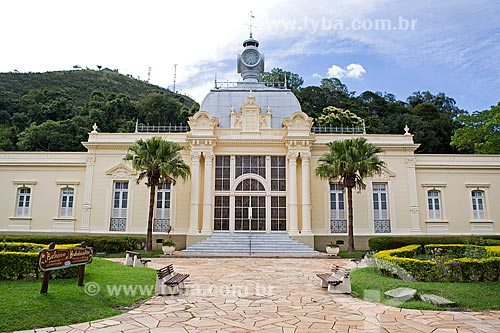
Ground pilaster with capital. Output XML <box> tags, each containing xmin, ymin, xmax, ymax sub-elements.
<box><xmin>188</xmin><ymin>151</ymin><xmax>201</xmax><ymax>234</ymax></box>
<box><xmin>406</xmin><ymin>157</ymin><xmax>422</xmax><ymax>233</ymax></box>
<box><xmin>301</xmin><ymin>152</ymin><xmax>312</xmax><ymax>234</ymax></box>
<box><xmin>201</xmin><ymin>152</ymin><xmax>214</xmax><ymax>234</ymax></box>
<box><xmin>288</xmin><ymin>152</ymin><xmax>299</xmax><ymax>234</ymax></box>
<box><xmin>80</xmin><ymin>155</ymin><xmax>95</xmax><ymax>232</ymax></box>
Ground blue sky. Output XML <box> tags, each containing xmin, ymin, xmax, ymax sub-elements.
<box><xmin>1</xmin><ymin>0</ymin><xmax>498</xmax><ymax>112</ymax></box>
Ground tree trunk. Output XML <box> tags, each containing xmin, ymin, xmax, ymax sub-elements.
<box><xmin>146</xmin><ymin>185</ymin><xmax>156</xmax><ymax>251</ymax></box>
<box><xmin>347</xmin><ymin>186</ymin><xmax>355</xmax><ymax>252</ymax></box>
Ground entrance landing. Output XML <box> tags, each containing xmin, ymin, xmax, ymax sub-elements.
<box><xmin>182</xmin><ymin>232</ymin><xmax>318</xmax><ymax>254</ymax></box>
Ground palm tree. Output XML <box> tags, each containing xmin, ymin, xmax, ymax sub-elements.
<box><xmin>124</xmin><ymin>137</ymin><xmax>190</xmax><ymax>251</ymax></box>
<box><xmin>315</xmin><ymin>138</ymin><xmax>385</xmax><ymax>252</ymax></box>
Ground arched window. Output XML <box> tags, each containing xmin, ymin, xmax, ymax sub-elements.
<box><xmin>235</xmin><ymin>178</ymin><xmax>265</xmax><ymax>192</ymax></box>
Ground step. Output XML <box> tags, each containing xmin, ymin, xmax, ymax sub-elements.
<box><xmin>182</xmin><ymin>233</ymin><xmax>318</xmax><ymax>254</ymax></box>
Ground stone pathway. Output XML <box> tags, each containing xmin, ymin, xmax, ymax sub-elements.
<box><xmin>16</xmin><ymin>258</ymin><xmax>500</xmax><ymax>333</ymax></box>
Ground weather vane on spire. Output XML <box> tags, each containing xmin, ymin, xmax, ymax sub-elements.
<box><xmin>247</xmin><ymin>11</ymin><xmax>255</xmax><ymax>37</ymax></box>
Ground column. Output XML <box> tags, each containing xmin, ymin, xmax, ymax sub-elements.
<box><xmin>406</xmin><ymin>157</ymin><xmax>422</xmax><ymax>233</ymax></box>
<box><xmin>188</xmin><ymin>152</ymin><xmax>201</xmax><ymax>234</ymax></box>
<box><xmin>288</xmin><ymin>152</ymin><xmax>299</xmax><ymax>234</ymax></box>
<box><xmin>80</xmin><ymin>155</ymin><xmax>95</xmax><ymax>232</ymax></box>
<box><xmin>301</xmin><ymin>152</ymin><xmax>312</xmax><ymax>234</ymax></box>
<box><xmin>201</xmin><ymin>152</ymin><xmax>214</xmax><ymax>234</ymax></box>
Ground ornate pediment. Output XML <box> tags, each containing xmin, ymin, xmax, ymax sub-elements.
<box><xmin>283</xmin><ymin>112</ymin><xmax>313</xmax><ymax>136</ymax></box>
<box><xmin>372</xmin><ymin>165</ymin><xmax>397</xmax><ymax>180</ymax></box>
<box><xmin>105</xmin><ymin>162</ymin><xmax>136</xmax><ymax>178</ymax></box>
<box><xmin>188</xmin><ymin>111</ymin><xmax>219</xmax><ymax>131</ymax></box>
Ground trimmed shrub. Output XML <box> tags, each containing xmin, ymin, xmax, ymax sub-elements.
<box><xmin>368</xmin><ymin>236</ymin><xmax>500</xmax><ymax>251</ymax></box>
<box><xmin>486</xmin><ymin>246</ymin><xmax>500</xmax><ymax>257</ymax></box>
<box><xmin>374</xmin><ymin>244</ymin><xmax>500</xmax><ymax>282</ymax></box>
<box><xmin>0</xmin><ymin>235</ymin><xmax>145</xmax><ymax>253</ymax></box>
<box><xmin>423</xmin><ymin>244</ymin><xmax>488</xmax><ymax>259</ymax></box>
<box><xmin>0</xmin><ymin>252</ymin><xmax>39</xmax><ymax>279</ymax></box>
<box><xmin>374</xmin><ymin>245</ymin><xmax>438</xmax><ymax>281</ymax></box>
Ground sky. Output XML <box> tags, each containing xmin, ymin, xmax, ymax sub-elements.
<box><xmin>1</xmin><ymin>0</ymin><xmax>498</xmax><ymax>112</ymax></box>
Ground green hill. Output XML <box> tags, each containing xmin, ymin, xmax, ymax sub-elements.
<box><xmin>0</xmin><ymin>69</ymin><xmax>197</xmax><ymax>109</ymax></box>
<box><xmin>0</xmin><ymin>70</ymin><xmax>199</xmax><ymax>152</ymax></box>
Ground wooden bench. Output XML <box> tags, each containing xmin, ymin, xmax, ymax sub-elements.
<box><xmin>316</xmin><ymin>264</ymin><xmax>351</xmax><ymax>294</ymax></box>
<box><xmin>124</xmin><ymin>251</ymin><xmax>151</xmax><ymax>268</ymax></box>
<box><xmin>156</xmin><ymin>264</ymin><xmax>189</xmax><ymax>296</ymax></box>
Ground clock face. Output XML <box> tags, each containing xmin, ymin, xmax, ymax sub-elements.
<box><xmin>241</xmin><ymin>49</ymin><xmax>260</xmax><ymax>66</ymax></box>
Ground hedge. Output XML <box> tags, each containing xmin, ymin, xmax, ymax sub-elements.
<box><xmin>1</xmin><ymin>242</ymin><xmax>80</xmax><ymax>252</ymax></box>
<box><xmin>374</xmin><ymin>245</ymin><xmax>437</xmax><ymax>281</ymax></box>
<box><xmin>423</xmin><ymin>244</ymin><xmax>488</xmax><ymax>259</ymax></box>
<box><xmin>374</xmin><ymin>244</ymin><xmax>500</xmax><ymax>282</ymax></box>
<box><xmin>0</xmin><ymin>235</ymin><xmax>146</xmax><ymax>253</ymax></box>
<box><xmin>0</xmin><ymin>252</ymin><xmax>80</xmax><ymax>280</ymax></box>
<box><xmin>368</xmin><ymin>236</ymin><xmax>500</xmax><ymax>251</ymax></box>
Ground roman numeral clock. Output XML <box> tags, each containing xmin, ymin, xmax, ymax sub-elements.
<box><xmin>237</xmin><ymin>34</ymin><xmax>265</xmax><ymax>82</ymax></box>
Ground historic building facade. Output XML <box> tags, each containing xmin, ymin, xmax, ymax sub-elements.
<box><xmin>1</xmin><ymin>36</ymin><xmax>499</xmax><ymax>250</ymax></box>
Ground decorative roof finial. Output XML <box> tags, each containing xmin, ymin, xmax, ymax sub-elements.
<box><xmin>404</xmin><ymin>124</ymin><xmax>411</xmax><ymax>135</ymax></box>
<box><xmin>91</xmin><ymin>123</ymin><xmax>98</xmax><ymax>133</ymax></box>
<box><xmin>248</xmin><ymin>11</ymin><xmax>255</xmax><ymax>38</ymax></box>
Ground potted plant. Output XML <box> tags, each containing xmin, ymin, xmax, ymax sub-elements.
<box><xmin>326</xmin><ymin>241</ymin><xmax>340</xmax><ymax>256</ymax></box>
<box><xmin>161</xmin><ymin>225</ymin><xmax>176</xmax><ymax>255</ymax></box>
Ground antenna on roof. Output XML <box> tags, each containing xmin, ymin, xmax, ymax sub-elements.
<box><xmin>284</xmin><ymin>73</ymin><xmax>288</xmax><ymax>89</ymax></box>
<box><xmin>173</xmin><ymin>64</ymin><xmax>178</xmax><ymax>93</ymax></box>
<box><xmin>147</xmin><ymin>67</ymin><xmax>152</xmax><ymax>82</ymax></box>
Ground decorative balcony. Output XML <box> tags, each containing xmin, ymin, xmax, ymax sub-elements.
<box><xmin>110</xmin><ymin>218</ymin><xmax>126</xmax><ymax>231</ymax></box>
<box><xmin>374</xmin><ymin>219</ymin><xmax>391</xmax><ymax>233</ymax></box>
<box><xmin>330</xmin><ymin>219</ymin><xmax>347</xmax><ymax>233</ymax></box>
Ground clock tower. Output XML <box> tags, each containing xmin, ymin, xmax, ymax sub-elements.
<box><xmin>237</xmin><ymin>34</ymin><xmax>265</xmax><ymax>82</ymax></box>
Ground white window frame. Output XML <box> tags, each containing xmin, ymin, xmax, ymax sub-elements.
<box><xmin>155</xmin><ymin>183</ymin><xmax>171</xmax><ymax>220</ymax></box>
<box><xmin>421</xmin><ymin>183</ymin><xmax>448</xmax><ymax>223</ymax></box>
<box><xmin>466</xmin><ymin>184</ymin><xmax>491</xmax><ymax>222</ymax></box>
<box><xmin>16</xmin><ymin>187</ymin><xmax>32</xmax><ymax>217</ymax></box>
<box><xmin>371</xmin><ymin>182</ymin><xmax>392</xmax><ymax>233</ymax></box>
<box><xmin>59</xmin><ymin>187</ymin><xmax>75</xmax><ymax>218</ymax></box>
<box><xmin>427</xmin><ymin>190</ymin><xmax>441</xmax><ymax>220</ymax></box>
<box><xmin>112</xmin><ymin>181</ymin><xmax>129</xmax><ymax>219</ymax></box>
<box><xmin>11</xmin><ymin>181</ymin><xmax>36</xmax><ymax>219</ymax></box>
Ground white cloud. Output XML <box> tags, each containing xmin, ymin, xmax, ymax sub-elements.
<box><xmin>312</xmin><ymin>73</ymin><xmax>323</xmax><ymax>79</ymax></box>
<box><xmin>326</xmin><ymin>63</ymin><xmax>366</xmax><ymax>79</ymax></box>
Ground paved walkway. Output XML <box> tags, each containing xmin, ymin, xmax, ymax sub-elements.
<box><xmin>18</xmin><ymin>258</ymin><xmax>500</xmax><ymax>333</ymax></box>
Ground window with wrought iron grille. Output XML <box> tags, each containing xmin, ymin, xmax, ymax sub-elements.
<box><xmin>110</xmin><ymin>181</ymin><xmax>128</xmax><ymax>231</ymax></box>
<box><xmin>154</xmin><ymin>183</ymin><xmax>171</xmax><ymax>232</ymax></box>
<box><xmin>330</xmin><ymin>183</ymin><xmax>346</xmax><ymax>233</ymax></box>
<box><xmin>59</xmin><ymin>187</ymin><xmax>74</xmax><ymax>217</ymax></box>
<box><xmin>373</xmin><ymin>183</ymin><xmax>390</xmax><ymax>233</ymax></box>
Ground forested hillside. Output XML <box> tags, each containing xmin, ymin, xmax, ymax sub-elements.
<box><xmin>0</xmin><ymin>70</ymin><xmax>199</xmax><ymax>151</ymax></box>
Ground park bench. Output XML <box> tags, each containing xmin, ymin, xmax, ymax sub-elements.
<box><xmin>123</xmin><ymin>250</ymin><xmax>151</xmax><ymax>268</ymax></box>
<box><xmin>156</xmin><ymin>264</ymin><xmax>189</xmax><ymax>296</ymax></box>
<box><xmin>316</xmin><ymin>264</ymin><xmax>351</xmax><ymax>294</ymax></box>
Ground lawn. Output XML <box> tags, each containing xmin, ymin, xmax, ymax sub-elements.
<box><xmin>0</xmin><ymin>258</ymin><xmax>157</xmax><ymax>332</ymax></box>
<box><xmin>351</xmin><ymin>267</ymin><xmax>500</xmax><ymax>311</ymax></box>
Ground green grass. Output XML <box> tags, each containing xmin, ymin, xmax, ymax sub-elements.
<box><xmin>0</xmin><ymin>258</ymin><xmax>157</xmax><ymax>332</ymax></box>
<box><xmin>351</xmin><ymin>267</ymin><xmax>500</xmax><ymax>311</ymax></box>
<box><xmin>337</xmin><ymin>250</ymin><xmax>368</xmax><ymax>258</ymax></box>
<box><xmin>103</xmin><ymin>249</ymin><xmax>164</xmax><ymax>258</ymax></box>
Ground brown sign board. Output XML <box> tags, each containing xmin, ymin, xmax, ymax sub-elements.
<box><xmin>38</xmin><ymin>247</ymin><xmax>93</xmax><ymax>271</ymax></box>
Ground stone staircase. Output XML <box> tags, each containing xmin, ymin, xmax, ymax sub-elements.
<box><xmin>182</xmin><ymin>233</ymin><xmax>318</xmax><ymax>254</ymax></box>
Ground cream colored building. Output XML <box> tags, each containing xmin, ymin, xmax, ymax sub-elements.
<box><xmin>1</xmin><ymin>36</ymin><xmax>499</xmax><ymax>250</ymax></box>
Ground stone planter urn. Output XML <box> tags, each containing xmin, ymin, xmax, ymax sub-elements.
<box><xmin>162</xmin><ymin>240</ymin><xmax>176</xmax><ymax>255</ymax></box>
<box><xmin>326</xmin><ymin>245</ymin><xmax>340</xmax><ymax>256</ymax></box>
